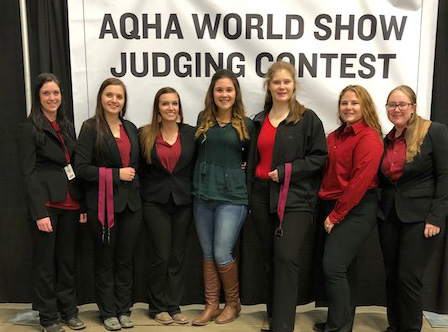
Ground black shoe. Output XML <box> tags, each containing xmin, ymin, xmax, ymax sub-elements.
<box><xmin>383</xmin><ymin>328</ymin><xmax>396</xmax><ymax>332</ymax></box>
<box><xmin>313</xmin><ymin>322</ymin><xmax>326</xmax><ymax>332</ymax></box>
<box><xmin>42</xmin><ymin>323</ymin><xmax>65</xmax><ymax>332</ymax></box>
<box><xmin>314</xmin><ymin>322</ymin><xmax>353</xmax><ymax>332</ymax></box>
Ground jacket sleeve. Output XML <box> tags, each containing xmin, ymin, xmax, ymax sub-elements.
<box><xmin>17</xmin><ymin>122</ymin><xmax>48</xmax><ymax>221</ymax></box>
<box><xmin>426</xmin><ymin>122</ymin><xmax>448</xmax><ymax>227</ymax></box>
<box><xmin>277</xmin><ymin>111</ymin><xmax>328</xmax><ymax>183</ymax></box>
<box><xmin>74</xmin><ymin>122</ymin><xmax>120</xmax><ymax>187</ymax></box>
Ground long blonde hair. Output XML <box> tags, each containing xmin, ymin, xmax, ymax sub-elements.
<box><xmin>139</xmin><ymin>87</ymin><xmax>183</xmax><ymax>164</ymax></box>
<box><xmin>195</xmin><ymin>69</ymin><xmax>249</xmax><ymax>142</ymax></box>
<box><xmin>338</xmin><ymin>85</ymin><xmax>383</xmax><ymax>138</ymax></box>
<box><xmin>264</xmin><ymin>61</ymin><xmax>306</xmax><ymax>124</ymax></box>
<box><xmin>387</xmin><ymin>85</ymin><xmax>431</xmax><ymax>162</ymax></box>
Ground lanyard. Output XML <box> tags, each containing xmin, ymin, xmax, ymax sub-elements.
<box><xmin>98</xmin><ymin>167</ymin><xmax>114</xmax><ymax>243</ymax></box>
<box><xmin>275</xmin><ymin>163</ymin><xmax>291</xmax><ymax>239</ymax></box>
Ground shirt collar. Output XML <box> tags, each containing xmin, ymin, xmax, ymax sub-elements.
<box><xmin>337</xmin><ymin>120</ymin><xmax>368</xmax><ymax>135</ymax></box>
<box><xmin>386</xmin><ymin>127</ymin><xmax>406</xmax><ymax>141</ymax></box>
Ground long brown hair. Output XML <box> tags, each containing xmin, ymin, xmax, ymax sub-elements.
<box><xmin>263</xmin><ymin>61</ymin><xmax>305</xmax><ymax>124</ymax></box>
<box><xmin>338</xmin><ymin>85</ymin><xmax>382</xmax><ymax>138</ymax></box>
<box><xmin>140</xmin><ymin>87</ymin><xmax>183</xmax><ymax>164</ymax></box>
<box><xmin>387</xmin><ymin>85</ymin><xmax>431</xmax><ymax>162</ymax></box>
<box><xmin>92</xmin><ymin>78</ymin><xmax>128</xmax><ymax>156</ymax></box>
<box><xmin>195</xmin><ymin>69</ymin><xmax>249</xmax><ymax>142</ymax></box>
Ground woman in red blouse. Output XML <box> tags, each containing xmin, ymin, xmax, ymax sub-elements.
<box><xmin>18</xmin><ymin>73</ymin><xmax>87</xmax><ymax>332</ymax></box>
<box><xmin>378</xmin><ymin>86</ymin><xmax>448</xmax><ymax>332</ymax></box>
<box><xmin>75</xmin><ymin>78</ymin><xmax>142</xmax><ymax>331</ymax></box>
<box><xmin>314</xmin><ymin>85</ymin><xmax>383</xmax><ymax>332</ymax></box>
<box><xmin>138</xmin><ymin>87</ymin><xmax>196</xmax><ymax>325</ymax></box>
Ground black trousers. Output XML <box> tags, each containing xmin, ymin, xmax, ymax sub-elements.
<box><xmin>87</xmin><ymin>206</ymin><xmax>142</xmax><ymax>319</ymax></box>
<box><xmin>32</xmin><ymin>207</ymin><xmax>79</xmax><ymax>327</ymax></box>
<box><xmin>378</xmin><ymin>204</ymin><xmax>444</xmax><ymax>332</ymax></box>
<box><xmin>142</xmin><ymin>199</ymin><xmax>192</xmax><ymax>316</ymax></box>
<box><xmin>250</xmin><ymin>179</ymin><xmax>312</xmax><ymax>332</ymax></box>
<box><xmin>321</xmin><ymin>190</ymin><xmax>378</xmax><ymax>332</ymax></box>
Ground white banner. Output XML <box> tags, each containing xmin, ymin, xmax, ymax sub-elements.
<box><xmin>68</xmin><ymin>0</ymin><xmax>438</xmax><ymax>134</ymax></box>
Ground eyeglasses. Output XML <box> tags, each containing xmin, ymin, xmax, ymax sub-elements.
<box><xmin>385</xmin><ymin>102</ymin><xmax>414</xmax><ymax>111</ymax></box>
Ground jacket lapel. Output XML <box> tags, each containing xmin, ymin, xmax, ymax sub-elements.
<box><xmin>105</xmin><ymin>123</ymin><xmax>123</xmax><ymax>166</ymax></box>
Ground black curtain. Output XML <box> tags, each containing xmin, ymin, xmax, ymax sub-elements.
<box><xmin>1</xmin><ymin>0</ymin><xmax>448</xmax><ymax>313</ymax></box>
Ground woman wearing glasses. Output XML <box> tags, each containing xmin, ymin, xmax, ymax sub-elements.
<box><xmin>378</xmin><ymin>85</ymin><xmax>448</xmax><ymax>332</ymax></box>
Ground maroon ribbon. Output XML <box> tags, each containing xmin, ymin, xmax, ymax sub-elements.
<box><xmin>277</xmin><ymin>163</ymin><xmax>292</xmax><ymax>222</ymax></box>
<box><xmin>98</xmin><ymin>168</ymin><xmax>114</xmax><ymax>236</ymax></box>
<box><xmin>275</xmin><ymin>163</ymin><xmax>291</xmax><ymax>239</ymax></box>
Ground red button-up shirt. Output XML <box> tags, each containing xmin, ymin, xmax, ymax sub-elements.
<box><xmin>381</xmin><ymin>128</ymin><xmax>406</xmax><ymax>181</ymax></box>
<box><xmin>318</xmin><ymin>121</ymin><xmax>384</xmax><ymax>224</ymax></box>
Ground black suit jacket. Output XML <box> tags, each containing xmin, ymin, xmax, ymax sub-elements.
<box><xmin>18</xmin><ymin>118</ymin><xmax>82</xmax><ymax>221</ymax></box>
<box><xmin>75</xmin><ymin>118</ymin><xmax>141</xmax><ymax>213</ymax></box>
<box><xmin>247</xmin><ymin>108</ymin><xmax>327</xmax><ymax>213</ymax></box>
<box><xmin>139</xmin><ymin>123</ymin><xmax>196</xmax><ymax>205</ymax></box>
<box><xmin>378</xmin><ymin>122</ymin><xmax>448</xmax><ymax>227</ymax></box>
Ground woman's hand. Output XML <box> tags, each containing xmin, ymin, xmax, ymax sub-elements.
<box><xmin>324</xmin><ymin>216</ymin><xmax>334</xmax><ymax>234</ymax></box>
<box><xmin>119</xmin><ymin>167</ymin><xmax>136</xmax><ymax>181</ymax></box>
<box><xmin>268</xmin><ymin>169</ymin><xmax>279</xmax><ymax>182</ymax></box>
<box><xmin>79</xmin><ymin>213</ymin><xmax>87</xmax><ymax>223</ymax></box>
<box><xmin>424</xmin><ymin>223</ymin><xmax>441</xmax><ymax>238</ymax></box>
<box><xmin>36</xmin><ymin>217</ymin><xmax>53</xmax><ymax>232</ymax></box>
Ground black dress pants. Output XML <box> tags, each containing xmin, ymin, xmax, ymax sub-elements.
<box><xmin>378</xmin><ymin>204</ymin><xmax>444</xmax><ymax>332</ymax></box>
<box><xmin>32</xmin><ymin>207</ymin><xmax>79</xmax><ymax>327</ymax></box>
<box><xmin>321</xmin><ymin>190</ymin><xmax>378</xmax><ymax>332</ymax></box>
<box><xmin>142</xmin><ymin>198</ymin><xmax>192</xmax><ymax>316</ymax></box>
<box><xmin>87</xmin><ymin>206</ymin><xmax>142</xmax><ymax>319</ymax></box>
<box><xmin>250</xmin><ymin>179</ymin><xmax>312</xmax><ymax>332</ymax></box>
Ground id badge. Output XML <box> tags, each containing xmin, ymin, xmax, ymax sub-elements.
<box><xmin>64</xmin><ymin>164</ymin><xmax>76</xmax><ymax>180</ymax></box>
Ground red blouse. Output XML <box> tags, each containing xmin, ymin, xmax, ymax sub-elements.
<box><xmin>115</xmin><ymin>124</ymin><xmax>131</xmax><ymax>167</ymax></box>
<box><xmin>381</xmin><ymin>128</ymin><xmax>406</xmax><ymax>181</ymax></box>
<box><xmin>255</xmin><ymin>114</ymin><xmax>277</xmax><ymax>180</ymax></box>
<box><xmin>156</xmin><ymin>133</ymin><xmax>181</xmax><ymax>173</ymax></box>
<box><xmin>318</xmin><ymin>121</ymin><xmax>383</xmax><ymax>224</ymax></box>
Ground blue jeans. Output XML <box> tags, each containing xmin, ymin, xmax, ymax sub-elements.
<box><xmin>193</xmin><ymin>197</ymin><xmax>247</xmax><ymax>266</ymax></box>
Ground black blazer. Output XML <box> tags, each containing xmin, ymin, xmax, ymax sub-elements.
<box><xmin>139</xmin><ymin>123</ymin><xmax>196</xmax><ymax>205</ymax></box>
<box><xmin>378</xmin><ymin>122</ymin><xmax>448</xmax><ymax>227</ymax></box>
<box><xmin>18</xmin><ymin>118</ymin><xmax>82</xmax><ymax>221</ymax></box>
<box><xmin>75</xmin><ymin>118</ymin><xmax>141</xmax><ymax>213</ymax></box>
<box><xmin>247</xmin><ymin>108</ymin><xmax>328</xmax><ymax>213</ymax></box>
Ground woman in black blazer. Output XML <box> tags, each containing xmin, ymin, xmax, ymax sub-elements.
<box><xmin>378</xmin><ymin>85</ymin><xmax>448</xmax><ymax>332</ymax></box>
<box><xmin>75</xmin><ymin>78</ymin><xmax>142</xmax><ymax>331</ymax></box>
<box><xmin>138</xmin><ymin>87</ymin><xmax>196</xmax><ymax>325</ymax></box>
<box><xmin>18</xmin><ymin>73</ymin><xmax>86</xmax><ymax>332</ymax></box>
<box><xmin>247</xmin><ymin>61</ymin><xmax>327</xmax><ymax>332</ymax></box>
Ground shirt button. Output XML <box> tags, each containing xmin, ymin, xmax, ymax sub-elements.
<box><xmin>391</xmin><ymin>163</ymin><xmax>394</xmax><ymax>166</ymax></box>
<box><xmin>333</xmin><ymin>146</ymin><xmax>336</xmax><ymax>149</ymax></box>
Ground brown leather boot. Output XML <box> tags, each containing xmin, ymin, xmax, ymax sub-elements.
<box><xmin>215</xmin><ymin>261</ymin><xmax>241</xmax><ymax>324</ymax></box>
<box><xmin>192</xmin><ymin>260</ymin><xmax>221</xmax><ymax>326</ymax></box>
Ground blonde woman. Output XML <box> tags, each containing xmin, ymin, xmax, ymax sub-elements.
<box><xmin>247</xmin><ymin>61</ymin><xmax>327</xmax><ymax>332</ymax></box>
<box><xmin>192</xmin><ymin>69</ymin><xmax>254</xmax><ymax>326</ymax></box>
<box><xmin>378</xmin><ymin>85</ymin><xmax>448</xmax><ymax>332</ymax></box>
<box><xmin>314</xmin><ymin>85</ymin><xmax>383</xmax><ymax>332</ymax></box>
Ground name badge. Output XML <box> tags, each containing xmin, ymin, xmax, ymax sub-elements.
<box><xmin>64</xmin><ymin>164</ymin><xmax>76</xmax><ymax>180</ymax></box>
